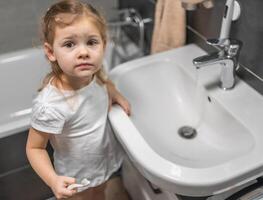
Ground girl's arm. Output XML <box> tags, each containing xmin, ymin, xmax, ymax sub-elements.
<box><xmin>26</xmin><ymin>128</ymin><xmax>76</xmax><ymax>199</ymax></box>
<box><xmin>96</xmin><ymin>68</ymin><xmax>131</xmax><ymax>115</ymax></box>
<box><xmin>106</xmin><ymin>80</ymin><xmax>131</xmax><ymax>115</ymax></box>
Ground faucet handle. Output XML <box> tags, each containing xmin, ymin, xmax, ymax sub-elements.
<box><xmin>206</xmin><ymin>38</ymin><xmax>229</xmax><ymax>48</ymax></box>
<box><xmin>227</xmin><ymin>39</ymin><xmax>242</xmax><ymax>57</ymax></box>
<box><xmin>206</xmin><ymin>38</ymin><xmax>242</xmax><ymax>56</ymax></box>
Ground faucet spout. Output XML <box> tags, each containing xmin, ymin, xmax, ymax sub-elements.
<box><xmin>194</xmin><ymin>52</ymin><xmax>236</xmax><ymax>90</ymax></box>
<box><xmin>192</xmin><ymin>38</ymin><xmax>242</xmax><ymax>90</ymax></box>
<box><xmin>193</xmin><ymin>51</ymin><xmax>224</xmax><ymax>69</ymax></box>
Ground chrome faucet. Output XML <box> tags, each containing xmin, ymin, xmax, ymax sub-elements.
<box><xmin>193</xmin><ymin>38</ymin><xmax>242</xmax><ymax>90</ymax></box>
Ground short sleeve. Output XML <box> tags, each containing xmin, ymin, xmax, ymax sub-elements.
<box><xmin>31</xmin><ymin>103</ymin><xmax>66</xmax><ymax>134</ymax></box>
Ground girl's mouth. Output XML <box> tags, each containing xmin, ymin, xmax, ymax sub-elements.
<box><xmin>76</xmin><ymin>63</ymin><xmax>94</xmax><ymax>70</ymax></box>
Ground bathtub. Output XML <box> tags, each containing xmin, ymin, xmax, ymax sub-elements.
<box><xmin>0</xmin><ymin>47</ymin><xmax>49</xmax><ymax>139</ymax></box>
<box><xmin>0</xmin><ymin>46</ymin><xmax>55</xmax><ymax>199</ymax></box>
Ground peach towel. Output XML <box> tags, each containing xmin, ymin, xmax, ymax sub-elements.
<box><xmin>151</xmin><ymin>0</ymin><xmax>186</xmax><ymax>54</ymax></box>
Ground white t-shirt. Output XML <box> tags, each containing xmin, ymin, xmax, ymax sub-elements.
<box><xmin>31</xmin><ymin>77</ymin><xmax>123</xmax><ymax>188</ymax></box>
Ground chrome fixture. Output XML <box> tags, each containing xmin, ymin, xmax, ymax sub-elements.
<box><xmin>107</xmin><ymin>8</ymin><xmax>152</xmax><ymax>69</ymax></box>
<box><xmin>193</xmin><ymin>38</ymin><xmax>242</xmax><ymax>90</ymax></box>
<box><xmin>178</xmin><ymin>126</ymin><xmax>197</xmax><ymax>139</ymax></box>
<box><xmin>108</xmin><ymin>8</ymin><xmax>152</xmax><ymax>56</ymax></box>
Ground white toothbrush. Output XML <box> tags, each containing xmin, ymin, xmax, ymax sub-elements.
<box><xmin>67</xmin><ymin>178</ymin><xmax>90</xmax><ymax>190</ymax></box>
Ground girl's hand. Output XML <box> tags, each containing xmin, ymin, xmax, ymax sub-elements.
<box><xmin>107</xmin><ymin>82</ymin><xmax>131</xmax><ymax>115</ymax></box>
<box><xmin>50</xmin><ymin>175</ymin><xmax>77</xmax><ymax>199</ymax></box>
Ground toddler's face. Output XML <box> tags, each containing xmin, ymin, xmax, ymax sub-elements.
<box><xmin>47</xmin><ymin>17</ymin><xmax>105</xmax><ymax>83</ymax></box>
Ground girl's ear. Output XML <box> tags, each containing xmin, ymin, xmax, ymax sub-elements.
<box><xmin>44</xmin><ymin>43</ymin><xmax>56</xmax><ymax>62</ymax></box>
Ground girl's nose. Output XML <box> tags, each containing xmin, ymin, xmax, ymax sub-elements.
<box><xmin>78</xmin><ymin>44</ymin><xmax>89</xmax><ymax>58</ymax></box>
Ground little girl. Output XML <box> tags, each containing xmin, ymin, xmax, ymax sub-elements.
<box><xmin>26</xmin><ymin>0</ymin><xmax>131</xmax><ymax>199</ymax></box>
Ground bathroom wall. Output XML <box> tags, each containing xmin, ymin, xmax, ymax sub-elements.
<box><xmin>119</xmin><ymin>0</ymin><xmax>263</xmax><ymax>95</ymax></box>
<box><xmin>0</xmin><ymin>0</ymin><xmax>118</xmax><ymax>54</ymax></box>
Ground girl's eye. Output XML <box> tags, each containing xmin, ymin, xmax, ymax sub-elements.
<box><xmin>63</xmin><ymin>41</ymin><xmax>75</xmax><ymax>48</ymax></box>
<box><xmin>87</xmin><ymin>39</ymin><xmax>99</xmax><ymax>46</ymax></box>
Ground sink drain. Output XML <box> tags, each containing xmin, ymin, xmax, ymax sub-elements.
<box><xmin>178</xmin><ymin>126</ymin><xmax>197</xmax><ymax>139</ymax></box>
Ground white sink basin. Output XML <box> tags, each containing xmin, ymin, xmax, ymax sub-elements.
<box><xmin>109</xmin><ymin>44</ymin><xmax>263</xmax><ymax>196</ymax></box>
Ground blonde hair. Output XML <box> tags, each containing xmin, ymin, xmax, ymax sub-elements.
<box><xmin>39</xmin><ymin>0</ymin><xmax>108</xmax><ymax>91</ymax></box>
